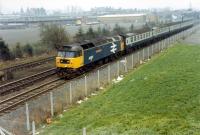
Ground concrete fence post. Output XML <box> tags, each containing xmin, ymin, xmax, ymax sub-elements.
<box><xmin>142</xmin><ymin>48</ymin><xmax>144</xmax><ymax>60</ymax></box>
<box><xmin>84</xmin><ymin>76</ymin><xmax>87</xmax><ymax>96</ymax></box>
<box><xmin>137</xmin><ymin>51</ymin><xmax>140</xmax><ymax>64</ymax></box>
<box><xmin>148</xmin><ymin>46</ymin><xmax>150</xmax><ymax>59</ymax></box>
<box><xmin>50</xmin><ymin>92</ymin><xmax>54</xmax><ymax>117</ymax></box>
<box><xmin>108</xmin><ymin>65</ymin><xmax>110</xmax><ymax>83</ymax></box>
<box><xmin>131</xmin><ymin>54</ymin><xmax>134</xmax><ymax>68</ymax></box>
<box><xmin>117</xmin><ymin>61</ymin><xmax>120</xmax><ymax>76</ymax></box>
<box><xmin>25</xmin><ymin>103</ymin><xmax>30</xmax><ymax>131</ymax></box>
<box><xmin>125</xmin><ymin>57</ymin><xmax>128</xmax><ymax>72</ymax></box>
<box><xmin>69</xmin><ymin>82</ymin><xmax>72</xmax><ymax>104</ymax></box>
<box><xmin>164</xmin><ymin>40</ymin><xmax>166</xmax><ymax>49</ymax></box>
<box><xmin>151</xmin><ymin>44</ymin><xmax>153</xmax><ymax>55</ymax></box>
<box><xmin>83</xmin><ymin>128</ymin><xmax>86</xmax><ymax>135</ymax></box>
<box><xmin>97</xmin><ymin>70</ymin><xmax>100</xmax><ymax>88</ymax></box>
<box><xmin>32</xmin><ymin>121</ymin><xmax>35</xmax><ymax>135</ymax></box>
<box><xmin>159</xmin><ymin>42</ymin><xmax>161</xmax><ymax>52</ymax></box>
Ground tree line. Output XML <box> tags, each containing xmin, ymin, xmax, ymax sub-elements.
<box><xmin>0</xmin><ymin>39</ymin><xmax>33</xmax><ymax>61</ymax></box>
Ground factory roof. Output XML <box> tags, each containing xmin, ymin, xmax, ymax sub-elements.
<box><xmin>98</xmin><ymin>14</ymin><xmax>146</xmax><ymax>18</ymax></box>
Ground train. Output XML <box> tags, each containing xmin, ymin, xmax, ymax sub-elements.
<box><xmin>56</xmin><ymin>20</ymin><xmax>195</xmax><ymax>76</ymax></box>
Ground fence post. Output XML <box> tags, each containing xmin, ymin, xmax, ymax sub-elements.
<box><xmin>137</xmin><ymin>51</ymin><xmax>140</xmax><ymax>64</ymax></box>
<box><xmin>117</xmin><ymin>61</ymin><xmax>120</xmax><ymax>77</ymax></box>
<box><xmin>25</xmin><ymin>103</ymin><xmax>30</xmax><ymax>131</ymax></box>
<box><xmin>125</xmin><ymin>57</ymin><xmax>128</xmax><ymax>72</ymax></box>
<box><xmin>32</xmin><ymin>121</ymin><xmax>35</xmax><ymax>135</ymax></box>
<box><xmin>142</xmin><ymin>48</ymin><xmax>144</xmax><ymax>60</ymax></box>
<box><xmin>148</xmin><ymin>46</ymin><xmax>150</xmax><ymax>59</ymax></box>
<box><xmin>108</xmin><ymin>65</ymin><xmax>110</xmax><ymax>83</ymax></box>
<box><xmin>83</xmin><ymin>128</ymin><xmax>86</xmax><ymax>135</ymax></box>
<box><xmin>50</xmin><ymin>92</ymin><xmax>54</xmax><ymax>117</ymax></box>
<box><xmin>69</xmin><ymin>82</ymin><xmax>72</xmax><ymax>104</ymax></box>
<box><xmin>97</xmin><ymin>70</ymin><xmax>100</xmax><ymax>88</ymax></box>
<box><xmin>151</xmin><ymin>44</ymin><xmax>153</xmax><ymax>55</ymax></box>
<box><xmin>164</xmin><ymin>40</ymin><xmax>166</xmax><ymax>49</ymax></box>
<box><xmin>131</xmin><ymin>54</ymin><xmax>134</xmax><ymax>68</ymax></box>
<box><xmin>159</xmin><ymin>42</ymin><xmax>161</xmax><ymax>52</ymax></box>
<box><xmin>84</xmin><ymin>76</ymin><xmax>87</xmax><ymax>96</ymax></box>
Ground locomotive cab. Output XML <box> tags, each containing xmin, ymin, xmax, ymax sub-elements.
<box><xmin>56</xmin><ymin>45</ymin><xmax>84</xmax><ymax>71</ymax></box>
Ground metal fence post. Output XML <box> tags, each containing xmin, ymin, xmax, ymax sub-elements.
<box><xmin>125</xmin><ymin>57</ymin><xmax>128</xmax><ymax>72</ymax></box>
<box><xmin>164</xmin><ymin>40</ymin><xmax>166</xmax><ymax>49</ymax></box>
<box><xmin>117</xmin><ymin>61</ymin><xmax>120</xmax><ymax>76</ymax></box>
<box><xmin>131</xmin><ymin>54</ymin><xmax>134</xmax><ymax>68</ymax></box>
<box><xmin>159</xmin><ymin>42</ymin><xmax>161</xmax><ymax>52</ymax></box>
<box><xmin>142</xmin><ymin>48</ymin><xmax>144</xmax><ymax>60</ymax></box>
<box><xmin>25</xmin><ymin>103</ymin><xmax>30</xmax><ymax>131</ymax></box>
<box><xmin>84</xmin><ymin>76</ymin><xmax>87</xmax><ymax>96</ymax></box>
<box><xmin>50</xmin><ymin>92</ymin><xmax>54</xmax><ymax>117</ymax></box>
<box><xmin>32</xmin><ymin>121</ymin><xmax>35</xmax><ymax>135</ymax></box>
<box><xmin>83</xmin><ymin>128</ymin><xmax>86</xmax><ymax>135</ymax></box>
<box><xmin>69</xmin><ymin>82</ymin><xmax>72</xmax><ymax>104</ymax></box>
<box><xmin>108</xmin><ymin>65</ymin><xmax>110</xmax><ymax>83</ymax></box>
<box><xmin>97</xmin><ymin>70</ymin><xmax>100</xmax><ymax>88</ymax></box>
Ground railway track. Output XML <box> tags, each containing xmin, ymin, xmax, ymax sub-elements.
<box><xmin>0</xmin><ymin>56</ymin><xmax>55</xmax><ymax>73</ymax></box>
<box><xmin>0</xmin><ymin>78</ymin><xmax>64</xmax><ymax>116</ymax></box>
<box><xmin>0</xmin><ymin>68</ymin><xmax>57</xmax><ymax>95</ymax></box>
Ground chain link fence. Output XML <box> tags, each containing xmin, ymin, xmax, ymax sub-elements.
<box><xmin>0</xmin><ymin>25</ymin><xmax>199</xmax><ymax>135</ymax></box>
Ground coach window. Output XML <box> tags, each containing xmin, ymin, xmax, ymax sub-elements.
<box><xmin>131</xmin><ymin>37</ymin><xmax>133</xmax><ymax>42</ymax></box>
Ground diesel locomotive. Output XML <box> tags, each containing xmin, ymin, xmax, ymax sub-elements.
<box><xmin>56</xmin><ymin>20</ymin><xmax>194</xmax><ymax>76</ymax></box>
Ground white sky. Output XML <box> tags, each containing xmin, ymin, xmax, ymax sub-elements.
<box><xmin>0</xmin><ymin>0</ymin><xmax>199</xmax><ymax>13</ymax></box>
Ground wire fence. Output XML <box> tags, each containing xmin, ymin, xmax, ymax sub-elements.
<box><xmin>0</xmin><ymin>25</ymin><xmax>199</xmax><ymax>135</ymax></box>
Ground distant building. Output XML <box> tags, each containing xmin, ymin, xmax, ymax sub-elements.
<box><xmin>97</xmin><ymin>14</ymin><xmax>146</xmax><ymax>24</ymax></box>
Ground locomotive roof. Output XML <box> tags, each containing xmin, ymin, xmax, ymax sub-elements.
<box><xmin>59</xmin><ymin>36</ymin><xmax>121</xmax><ymax>51</ymax></box>
<box><xmin>59</xmin><ymin>44</ymin><xmax>82</xmax><ymax>51</ymax></box>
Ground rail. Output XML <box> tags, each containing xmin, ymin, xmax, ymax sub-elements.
<box><xmin>0</xmin><ymin>68</ymin><xmax>56</xmax><ymax>95</ymax></box>
<box><xmin>0</xmin><ymin>56</ymin><xmax>55</xmax><ymax>73</ymax></box>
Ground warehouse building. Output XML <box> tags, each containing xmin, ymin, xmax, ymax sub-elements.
<box><xmin>97</xmin><ymin>14</ymin><xmax>147</xmax><ymax>24</ymax></box>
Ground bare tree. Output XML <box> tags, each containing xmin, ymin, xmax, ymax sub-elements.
<box><xmin>40</xmin><ymin>24</ymin><xmax>70</xmax><ymax>49</ymax></box>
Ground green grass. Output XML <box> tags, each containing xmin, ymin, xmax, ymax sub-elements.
<box><xmin>40</xmin><ymin>44</ymin><xmax>200</xmax><ymax>135</ymax></box>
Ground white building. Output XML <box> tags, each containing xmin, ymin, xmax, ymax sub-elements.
<box><xmin>97</xmin><ymin>14</ymin><xmax>146</xmax><ymax>24</ymax></box>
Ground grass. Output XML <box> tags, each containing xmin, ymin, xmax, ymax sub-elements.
<box><xmin>40</xmin><ymin>44</ymin><xmax>200</xmax><ymax>135</ymax></box>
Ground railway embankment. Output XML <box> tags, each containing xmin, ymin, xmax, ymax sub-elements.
<box><xmin>39</xmin><ymin>44</ymin><xmax>200</xmax><ymax>134</ymax></box>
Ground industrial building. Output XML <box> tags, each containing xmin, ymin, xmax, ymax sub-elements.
<box><xmin>97</xmin><ymin>14</ymin><xmax>146</xmax><ymax>24</ymax></box>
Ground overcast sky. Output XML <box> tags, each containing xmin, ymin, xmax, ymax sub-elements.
<box><xmin>0</xmin><ymin>0</ymin><xmax>199</xmax><ymax>13</ymax></box>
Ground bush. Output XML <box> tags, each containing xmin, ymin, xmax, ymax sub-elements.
<box><xmin>0</xmin><ymin>39</ymin><xmax>11</xmax><ymax>60</ymax></box>
<box><xmin>23</xmin><ymin>43</ymin><xmax>33</xmax><ymax>57</ymax></box>
<box><xmin>14</xmin><ymin>42</ymin><xmax>23</xmax><ymax>58</ymax></box>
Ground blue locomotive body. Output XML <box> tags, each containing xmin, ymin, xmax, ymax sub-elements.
<box><xmin>83</xmin><ymin>40</ymin><xmax>121</xmax><ymax>65</ymax></box>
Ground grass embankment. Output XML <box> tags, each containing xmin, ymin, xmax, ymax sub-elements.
<box><xmin>40</xmin><ymin>44</ymin><xmax>200</xmax><ymax>135</ymax></box>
